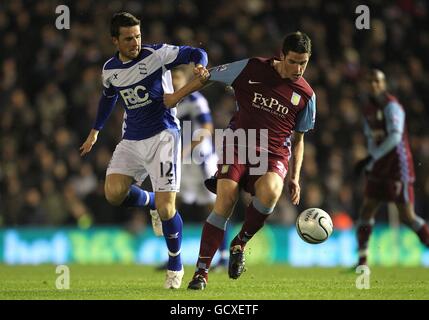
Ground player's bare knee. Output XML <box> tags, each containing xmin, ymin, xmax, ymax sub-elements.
<box><xmin>256</xmin><ymin>185</ymin><xmax>282</xmax><ymax>207</ymax></box>
<box><xmin>157</xmin><ymin>202</ymin><xmax>176</xmax><ymax>220</ymax></box>
<box><xmin>398</xmin><ymin>205</ymin><xmax>415</xmax><ymax>225</ymax></box>
<box><xmin>104</xmin><ymin>183</ymin><xmax>128</xmax><ymax>206</ymax></box>
<box><xmin>260</xmin><ymin>190</ymin><xmax>280</xmax><ymax>207</ymax></box>
<box><xmin>255</xmin><ymin>175</ymin><xmax>283</xmax><ymax>206</ymax></box>
<box><xmin>155</xmin><ymin>193</ymin><xmax>176</xmax><ymax>219</ymax></box>
<box><xmin>105</xmin><ymin>191</ymin><xmax>126</xmax><ymax>206</ymax></box>
<box><xmin>214</xmin><ymin>182</ymin><xmax>238</xmax><ymax>214</ymax></box>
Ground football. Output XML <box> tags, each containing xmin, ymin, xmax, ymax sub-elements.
<box><xmin>296</xmin><ymin>208</ymin><xmax>333</xmax><ymax>244</ymax></box>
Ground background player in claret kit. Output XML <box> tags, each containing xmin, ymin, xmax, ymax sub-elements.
<box><xmin>354</xmin><ymin>69</ymin><xmax>429</xmax><ymax>266</ymax></box>
<box><xmin>165</xmin><ymin>31</ymin><xmax>316</xmax><ymax>290</ymax></box>
<box><xmin>79</xmin><ymin>12</ymin><xmax>208</xmax><ymax>289</ymax></box>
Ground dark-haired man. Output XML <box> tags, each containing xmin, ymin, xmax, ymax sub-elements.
<box><xmin>80</xmin><ymin>12</ymin><xmax>208</xmax><ymax>289</ymax></box>
<box><xmin>354</xmin><ymin>69</ymin><xmax>429</xmax><ymax>266</ymax></box>
<box><xmin>165</xmin><ymin>31</ymin><xmax>316</xmax><ymax>290</ymax></box>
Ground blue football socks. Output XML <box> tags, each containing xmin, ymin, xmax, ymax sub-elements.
<box><xmin>162</xmin><ymin>212</ymin><xmax>183</xmax><ymax>271</ymax></box>
<box><xmin>121</xmin><ymin>185</ymin><xmax>155</xmax><ymax>210</ymax></box>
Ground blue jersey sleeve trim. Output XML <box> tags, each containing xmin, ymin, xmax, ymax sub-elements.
<box><xmin>165</xmin><ymin>46</ymin><xmax>208</xmax><ymax>70</ymax></box>
<box><xmin>196</xmin><ymin>113</ymin><xmax>212</xmax><ymax>125</ymax></box>
<box><xmin>209</xmin><ymin>59</ymin><xmax>249</xmax><ymax>85</ymax></box>
<box><xmin>93</xmin><ymin>93</ymin><xmax>118</xmax><ymax>130</ymax></box>
<box><xmin>294</xmin><ymin>92</ymin><xmax>316</xmax><ymax>132</ymax></box>
<box><xmin>190</xmin><ymin>48</ymin><xmax>208</xmax><ymax>67</ymax></box>
<box><xmin>103</xmin><ymin>86</ymin><xmax>117</xmax><ymax>98</ymax></box>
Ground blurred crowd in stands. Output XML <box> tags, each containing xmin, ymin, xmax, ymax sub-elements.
<box><xmin>0</xmin><ymin>0</ymin><xmax>428</xmax><ymax>230</ymax></box>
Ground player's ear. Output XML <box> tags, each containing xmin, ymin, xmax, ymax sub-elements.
<box><xmin>112</xmin><ymin>36</ymin><xmax>119</xmax><ymax>46</ymax></box>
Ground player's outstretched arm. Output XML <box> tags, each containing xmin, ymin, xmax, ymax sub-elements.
<box><xmin>80</xmin><ymin>88</ymin><xmax>118</xmax><ymax>156</ymax></box>
<box><xmin>164</xmin><ymin>67</ymin><xmax>210</xmax><ymax>108</ymax></box>
<box><xmin>164</xmin><ymin>59</ymin><xmax>249</xmax><ymax>108</ymax></box>
<box><xmin>80</xmin><ymin>129</ymin><xmax>99</xmax><ymax>156</ymax></box>
<box><xmin>288</xmin><ymin>132</ymin><xmax>305</xmax><ymax>205</ymax></box>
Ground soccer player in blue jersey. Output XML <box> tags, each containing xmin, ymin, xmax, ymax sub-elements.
<box><xmin>79</xmin><ymin>12</ymin><xmax>208</xmax><ymax>289</ymax></box>
<box><xmin>354</xmin><ymin>69</ymin><xmax>429</xmax><ymax>266</ymax></box>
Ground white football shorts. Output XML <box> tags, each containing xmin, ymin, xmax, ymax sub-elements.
<box><xmin>106</xmin><ymin>129</ymin><xmax>181</xmax><ymax>192</ymax></box>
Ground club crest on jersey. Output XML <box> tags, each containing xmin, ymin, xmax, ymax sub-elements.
<box><xmin>291</xmin><ymin>92</ymin><xmax>301</xmax><ymax>106</ymax></box>
<box><xmin>138</xmin><ymin>63</ymin><xmax>147</xmax><ymax>75</ymax></box>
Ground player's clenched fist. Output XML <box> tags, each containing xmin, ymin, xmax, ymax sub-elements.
<box><xmin>193</xmin><ymin>64</ymin><xmax>205</xmax><ymax>76</ymax></box>
<box><xmin>164</xmin><ymin>66</ymin><xmax>210</xmax><ymax>108</ymax></box>
<box><xmin>194</xmin><ymin>64</ymin><xmax>210</xmax><ymax>83</ymax></box>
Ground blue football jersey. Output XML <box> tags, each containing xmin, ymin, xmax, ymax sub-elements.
<box><xmin>100</xmin><ymin>44</ymin><xmax>207</xmax><ymax>140</ymax></box>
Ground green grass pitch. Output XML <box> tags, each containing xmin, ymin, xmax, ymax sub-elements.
<box><xmin>0</xmin><ymin>264</ymin><xmax>428</xmax><ymax>300</ymax></box>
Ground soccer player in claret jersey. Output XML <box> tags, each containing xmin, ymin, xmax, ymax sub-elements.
<box><xmin>79</xmin><ymin>12</ymin><xmax>208</xmax><ymax>289</ymax></box>
<box><xmin>354</xmin><ymin>69</ymin><xmax>429</xmax><ymax>266</ymax></box>
<box><xmin>165</xmin><ymin>31</ymin><xmax>316</xmax><ymax>290</ymax></box>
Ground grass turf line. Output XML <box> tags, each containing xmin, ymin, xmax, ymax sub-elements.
<box><xmin>0</xmin><ymin>264</ymin><xmax>428</xmax><ymax>300</ymax></box>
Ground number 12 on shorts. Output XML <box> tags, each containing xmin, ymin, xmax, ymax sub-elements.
<box><xmin>160</xmin><ymin>161</ymin><xmax>174</xmax><ymax>177</ymax></box>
